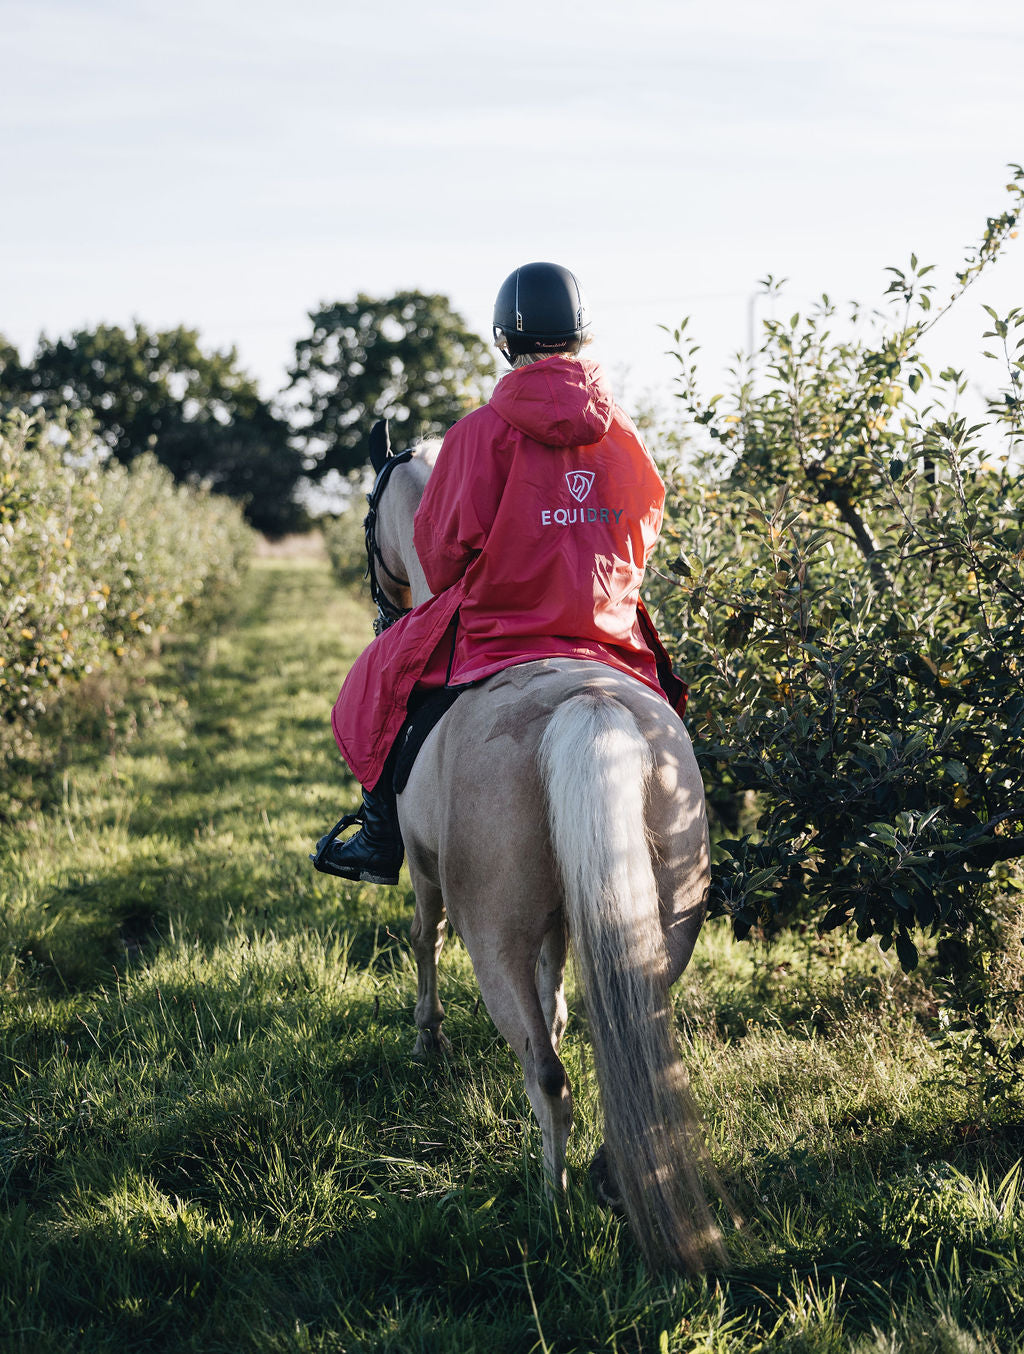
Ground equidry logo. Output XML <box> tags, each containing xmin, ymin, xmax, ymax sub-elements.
<box><xmin>565</xmin><ymin>471</ymin><xmax>595</xmax><ymax>503</ymax></box>
<box><xmin>540</xmin><ymin>469</ymin><xmax>624</xmax><ymax>528</ymax></box>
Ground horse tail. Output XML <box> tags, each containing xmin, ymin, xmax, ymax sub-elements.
<box><xmin>539</xmin><ymin>691</ymin><xmax>723</xmax><ymax>1273</ymax></box>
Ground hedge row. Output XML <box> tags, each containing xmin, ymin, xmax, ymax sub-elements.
<box><xmin>0</xmin><ymin>411</ymin><xmax>253</xmax><ymax>736</ymax></box>
<box><xmin>321</xmin><ymin>502</ymin><xmax>370</xmax><ymax>590</ymax></box>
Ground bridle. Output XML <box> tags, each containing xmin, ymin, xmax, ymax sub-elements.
<box><xmin>364</xmin><ymin>446</ymin><xmax>416</xmax><ymax>636</ymax></box>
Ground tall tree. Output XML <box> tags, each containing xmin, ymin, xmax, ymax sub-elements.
<box><xmin>6</xmin><ymin>323</ymin><xmax>307</xmax><ymax>536</ymax></box>
<box><xmin>649</xmin><ymin>168</ymin><xmax>1024</xmax><ymax>968</ymax></box>
<box><xmin>0</xmin><ymin>334</ymin><xmax>24</xmax><ymax>398</ymax></box>
<box><xmin>289</xmin><ymin>291</ymin><xmax>496</xmax><ymax>477</ymax></box>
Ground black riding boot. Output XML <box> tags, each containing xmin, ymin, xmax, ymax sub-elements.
<box><xmin>311</xmin><ymin>774</ymin><xmax>405</xmax><ymax>886</ymax></box>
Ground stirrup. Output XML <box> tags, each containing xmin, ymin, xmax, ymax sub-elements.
<box><xmin>310</xmin><ymin>811</ymin><xmax>364</xmax><ymax>876</ymax></box>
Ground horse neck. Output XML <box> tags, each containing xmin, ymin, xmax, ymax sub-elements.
<box><xmin>383</xmin><ymin>455</ymin><xmax>434</xmax><ymax>608</ymax></box>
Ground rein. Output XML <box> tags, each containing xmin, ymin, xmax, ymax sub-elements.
<box><xmin>364</xmin><ymin>446</ymin><xmax>416</xmax><ymax>636</ymax></box>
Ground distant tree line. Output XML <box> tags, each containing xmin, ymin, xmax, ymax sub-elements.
<box><xmin>0</xmin><ymin>294</ymin><xmax>495</xmax><ymax>537</ymax></box>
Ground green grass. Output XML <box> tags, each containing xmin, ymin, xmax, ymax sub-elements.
<box><xmin>2</xmin><ymin>554</ymin><xmax>1022</xmax><ymax>1353</ymax></box>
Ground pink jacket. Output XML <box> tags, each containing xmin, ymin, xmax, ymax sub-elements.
<box><xmin>332</xmin><ymin>357</ymin><xmax>682</xmax><ymax>788</ymax></box>
<box><xmin>414</xmin><ymin>355</ymin><xmax>668</xmax><ymax>686</ymax></box>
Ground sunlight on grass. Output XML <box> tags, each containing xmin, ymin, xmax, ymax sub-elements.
<box><xmin>2</xmin><ymin>556</ymin><xmax>1022</xmax><ymax>1353</ymax></box>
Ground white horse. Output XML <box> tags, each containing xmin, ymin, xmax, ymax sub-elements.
<box><xmin>365</xmin><ymin>430</ymin><xmax>723</xmax><ymax>1272</ymax></box>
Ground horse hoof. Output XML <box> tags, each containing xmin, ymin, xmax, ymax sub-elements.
<box><xmin>413</xmin><ymin>1027</ymin><xmax>452</xmax><ymax>1059</ymax></box>
<box><xmin>589</xmin><ymin>1143</ymin><xmax>625</xmax><ymax>1213</ymax></box>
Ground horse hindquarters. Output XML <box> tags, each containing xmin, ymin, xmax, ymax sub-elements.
<box><xmin>539</xmin><ymin>692</ymin><xmax>723</xmax><ymax>1273</ymax></box>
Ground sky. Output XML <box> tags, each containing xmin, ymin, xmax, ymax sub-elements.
<box><xmin>3</xmin><ymin>0</ymin><xmax>1023</xmax><ymax>420</ymax></box>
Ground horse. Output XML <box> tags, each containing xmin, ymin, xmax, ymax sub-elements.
<box><xmin>360</xmin><ymin>424</ymin><xmax>724</xmax><ymax>1273</ymax></box>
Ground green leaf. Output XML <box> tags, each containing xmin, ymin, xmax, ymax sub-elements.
<box><xmin>894</xmin><ymin>930</ymin><xmax>919</xmax><ymax>972</ymax></box>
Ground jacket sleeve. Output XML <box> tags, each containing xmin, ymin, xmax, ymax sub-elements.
<box><xmin>413</xmin><ymin>413</ymin><xmax>506</xmax><ymax>594</ymax></box>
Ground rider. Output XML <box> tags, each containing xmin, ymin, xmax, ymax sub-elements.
<box><xmin>313</xmin><ymin>261</ymin><xmax>685</xmax><ymax>885</ymax></box>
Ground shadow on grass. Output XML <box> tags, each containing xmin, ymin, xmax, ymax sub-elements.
<box><xmin>5</xmin><ymin>986</ymin><xmax>1022</xmax><ymax>1349</ymax></box>
<box><xmin>17</xmin><ymin>867</ymin><xmax>169</xmax><ymax>996</ymax></box>
<box><xmin>13</xmin><ymin>849</ymin><xmax>417</xmax><ymax>1004</ymax></box>
<box><xmin>7</xmin><ymin>1128</ymin><xmax>1022</xmax><ymax>1354</ymax></box>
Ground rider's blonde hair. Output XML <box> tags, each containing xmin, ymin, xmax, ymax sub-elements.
<box><xmin>509</xmin><ymin>334</ymin><xmax>594</xmax><ymax>369</ymax></box>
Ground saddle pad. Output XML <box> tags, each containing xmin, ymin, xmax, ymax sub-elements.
<box><xmin>392</xmin><ymin>687</ymin><xmax>464</xmax><ymax>794</ymax></box>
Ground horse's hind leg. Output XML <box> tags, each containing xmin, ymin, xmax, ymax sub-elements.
<box><xmin>536</xmin><ymin>919</ymin><xmax>568</xmax><ymax>1054</ymax></box>
<box><xmin>648</xmin><ymin>731</ymin><xmax>712</xmax><ymax>986</ymax></box>
<box><xmin>409</xmin><ymin>879</ymin><xmax>451</xmax><ymax>1057</ymax></box>
<box><xmin>468</xmin><ymin>948</ymin><xmax>573</xmax><ymax>1191</ymax></box>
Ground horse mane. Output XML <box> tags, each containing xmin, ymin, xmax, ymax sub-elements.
<box><xmin>410</xmin><ymin>437</ymin><xmax>441</xmax><ymax>472</ymax></box>
<box><xmin>377</xmin><ymin>437</ymin><xmax>441</xmax><ymax>609</ymax></box>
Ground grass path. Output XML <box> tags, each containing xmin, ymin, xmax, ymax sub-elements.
<box><xmin>2</xmin><ymin>556</ymin><xmax>1023</xmax><ymax>1353</ymax></box>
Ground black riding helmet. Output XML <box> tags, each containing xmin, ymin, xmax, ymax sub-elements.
<box><xmin>492</xmin><ymin>261</ymin><xmax>591</xmax><ymax>364</ymax></box>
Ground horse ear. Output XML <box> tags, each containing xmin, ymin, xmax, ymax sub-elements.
<box><xmin>368</xmin><ymin>419</ymin><xmax>392</xmax><ymax>473</ymax></box>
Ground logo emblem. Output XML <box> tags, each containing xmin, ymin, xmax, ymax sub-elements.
<box><xmin>565</xmin><ymin>471</ymin><xmax>595</xmax><ymax>503</ymax></box>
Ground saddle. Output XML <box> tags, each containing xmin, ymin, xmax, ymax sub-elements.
<box><xmin>392</xmin><ymin>687</ymin><xmax>464</xmax><ymax>794</ymax></box>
